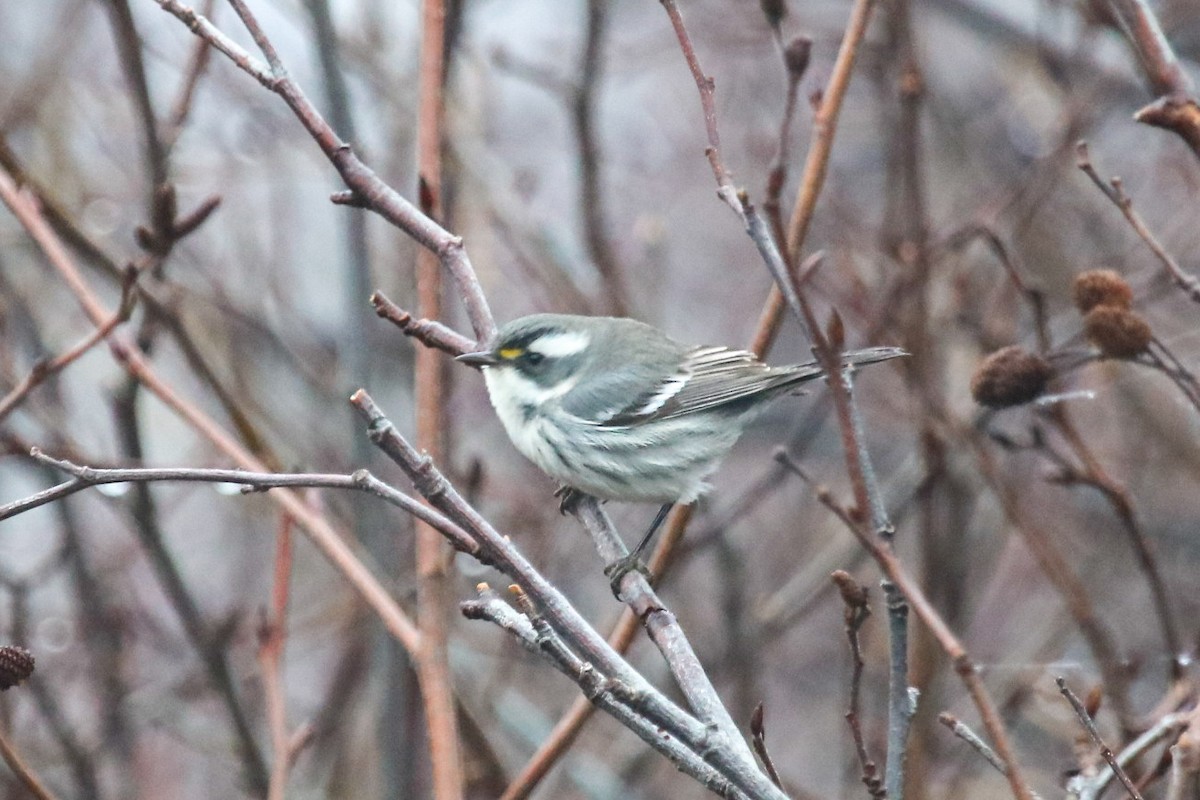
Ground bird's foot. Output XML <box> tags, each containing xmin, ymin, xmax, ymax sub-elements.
<box><xmin>603</xmin><ymin>553</ymin><xmax>653</xmax><ymax>599</ymax></box>
<box><xmin>554</xmin><ymin>486</ymin><xmax>584</xmax><ymax>516</ymax></box>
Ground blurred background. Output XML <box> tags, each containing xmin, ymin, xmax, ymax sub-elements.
<box><xmin>2</xmin><ymin>0</ymin><xmax>1200</xmax><ymax>797</ymax></box>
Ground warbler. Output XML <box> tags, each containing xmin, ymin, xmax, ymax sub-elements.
<box><xmin>457</xmin><ymin>314</ymin><xmax>904</xmax><ymax>518</ymax></box>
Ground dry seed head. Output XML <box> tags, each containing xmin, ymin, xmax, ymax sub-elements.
<box><xmin>784</xmin><ymin>37</ymin><xmax>812</xmax><ymax>78</ymax></box>
<box><xmin>1073</xmin><ymin>269</ymin><xmax>1133</xmax><ymax>313</ymax></box>
<box><xmin>1084</xmin><ymin>306</ymin><xmax>1152</xmax><ymax>358</ymax></box>
<box><xmin>970</xmin><ymin>346</ymin><xmax>1054</xmax><ymax>408</ymax></box>
<box><xmin>0</xmin><ymin>646</ymin><xmax>35</xmax><ymax>690</ymax></box>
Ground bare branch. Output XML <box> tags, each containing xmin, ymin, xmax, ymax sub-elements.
<box><xmin>1075</xmin><ymin>141</ymin><xmax>1200</xmax><ymax>304</ymax></box>
<box><xmin>152</xmin><ymin>0</ymin><xmax>497</xmax><ymax>343</ymax></box>
<box><xmin>1058</xmin><ymin>676</ymin><xmax>1145</xmax><ymax>800</ymax></box>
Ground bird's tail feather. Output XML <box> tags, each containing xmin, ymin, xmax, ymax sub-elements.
<box><xmin>779</xmin><ymin>346</ymin><xmax>907</xmax><ymax>386</ymax></box>
<box><xmin>840</xmin><ymin>346</ymin><xmax>908</xmax><ymax>368</ymax></box>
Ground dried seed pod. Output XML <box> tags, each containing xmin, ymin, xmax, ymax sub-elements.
<box><xmin>1084</xmin><ymin>306</ymin><xmax>1152</xmax><ymax>358</ymax></box>
<box><xmin>970</xmin><ymin>346</ymin><xmax>1054</xmax><ymax>408</ymax></box>
<box><xmin>0</xmin><ymin>646</ymin><xmax>35</xmax><ymax>690</ymax></box>
<box><xmin>1073</xmin><ymin>269</ymin><xmax>1133</xmax><ymax>313</ymax></box>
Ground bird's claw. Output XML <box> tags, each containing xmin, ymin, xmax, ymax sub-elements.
<box><xmin>603</xmin><ymin>553</ymin><xmax>652</xmax><ymax>599</ymax></box>
<box><xmin>554</xmin><ymin>486</ymin><xmax>583</xmax><ymax>516</ymax></box>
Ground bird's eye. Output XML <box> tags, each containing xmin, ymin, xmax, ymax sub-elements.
<box><xmin>525</xmin><ymin>351</ymin><xmax>546</xmax><ymax>366</ymax></box>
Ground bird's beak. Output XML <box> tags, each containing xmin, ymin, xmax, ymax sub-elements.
<box><xmin>456</xmin><ymin>350</ymin><xmax>500</xmax><ymax>368</ymax></box>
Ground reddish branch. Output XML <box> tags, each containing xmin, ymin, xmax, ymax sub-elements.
<box><xmin>0</xmin><ymin>168</ymin><xmax>423</xmax><ymax>655</ymax></box>
<box><xmin>0</xmin><ymin>725</ymin><xmax>59</xmax><ymax>800</ymax></box>
<box><xmin>0</xmin><ymin>267</ymin><xmax>137</xmax><ymax>422</ymax></box>
<box><xmin>259</xmin><ymin>514</ymin><xmax>295</xmax><ymax>800</ymax></box>
<box><xmin>413</xmin><ymin>0</ymin><xmax>466</xmax><ymax>796</ymax></box>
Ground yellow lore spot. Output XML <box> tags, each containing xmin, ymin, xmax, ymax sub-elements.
<box><xmin>499</xmin><ymin>347</ymin><xmax>524</xmax><ymax>360</ymax></box>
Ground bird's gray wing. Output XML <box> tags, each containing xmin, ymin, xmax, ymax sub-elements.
<box><xmin>557</xmin><ymin>340</ymin><xmax>694</xmax><ymax>425</ymax></box>
<box><xmin>583</xmin><ymin>346</ymin><xmax>819</xmax><ymax>428</ymax></box>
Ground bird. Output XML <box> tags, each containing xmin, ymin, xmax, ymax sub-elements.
<box><xmin>457</xmin><ymin>313</ymin><xmax>904</xmax><ymax>572</ymax></box>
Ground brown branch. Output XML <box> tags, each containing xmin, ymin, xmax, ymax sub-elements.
<box><xmin>259</xmin><ymin>514</ymin><xmax>294</xmax><ymax>800</ymax></box>
<box><xmin>371</xmin><ymin>291</ymin><xmax>475</xmax><ymax>355</ymax></box>
<box><xmin>104</xmin><ymin>0</ymin><xmax>169</xmax><ymax>189</ymax></box>
<box><xmin>0</xmin><ymin>268</ymin><xmax>138</xmax><ymax>422</ymax></box>
<box><xmin>971</xmin><ymin>434</ymin><xmax>1134</xmax><ymax>734</ymax></box>
<box><xmin>777</xmin><ymin>454</ymin><xmax>1035</xmax><ymax>800</ymax></box>
<box><xmin>0</xmin><ymin>167</ymin><xmax>422</xmax><ymax>654</ymax></box>
<box><xmin>161</xmin><ymin>0</ymin><xmax>216</xmax><ymax>150</ymax></box>
<box><xmin>153</xmin><ymin>0</ymin><xmax>497</xmax><ymax>344</ymax></box>
<box><xmin>575</xmin><ymin>0</ymin><xmax>628</xmax><ymax>315</ymax></box>
<box><xmin>0</xmin><ymin>724</ymin><xmax>60</xmax><ymax>800</ymax></box>
<box><xmin>1096</xmin><ymin>0</ymin><xmax>1200</xmax><ymax>158</ymax></box>
<box><xmin>414</xmin><ymin>0</ymin><xmax>465</xmax><ymax>796</ymax></box>
<box><xmin>784</xmin><ymin>0</ymin><xmax>878</xmax><ymax>268</ymax></box>
<box><xmin>748</xmin><ymin>704</ymin><xmax>784</xmax><ymax>790</ymax></box>
<box><xmin>1042</xmin><ymin>410</ymin><xmax>1182</xmax><ymax>679</ymax></box>
<box><xmin>831</xmin><ymin>570</ymin><xmax>885</xmax><ymax>799</ymax></box>
<box><xmin>1075</xmin><ymin>141</ymin><xmax>1200</xmax><ymax>304</ymax></box>
<box><xmin>659</xmin><ymin>0</ymin><xmax>744</xmax><ymax>218</ymax></box>
<box><xmin>1058</xmin><ymin>676</ymin><xmax>1145</xmax><ymax>800</ymax></box>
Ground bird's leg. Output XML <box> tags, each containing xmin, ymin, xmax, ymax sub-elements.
<box><xmin>603</xmin><ymin>502</ymin><xmax>672</xmax><ymax>597</ymax></box>
<box><xmin>632</xmin><ymin>502</ymin><xmax>673</xmax><ymax>560</ymax></box>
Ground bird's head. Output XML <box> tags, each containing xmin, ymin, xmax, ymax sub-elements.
<box><xmin>457</xmin><ymin>314</ymin><xmax>596</xmax><ymax>394</ymax></box>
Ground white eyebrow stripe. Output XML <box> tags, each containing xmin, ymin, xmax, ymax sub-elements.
<box><xmin>529</xmin><ymin>330</ymin><xmax>591</xmax><ymax>358</ymax></box>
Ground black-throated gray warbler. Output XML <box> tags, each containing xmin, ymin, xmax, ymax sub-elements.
<box><xmin>457</xmin><ymin>314</ymin><xmax>904</xmax><ymax>509</ymax></box>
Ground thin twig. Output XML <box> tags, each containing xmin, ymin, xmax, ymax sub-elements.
<box><xmin>1040</xmin><ymin>410</ymin><xmax>1182</xmax><ymax>679</ymax></box>
<box><xmin>0</xmin><ymin>165</ymin><xmax>422</xmax><ymax>654</ymax></box>
<box><xmin>938</xmin><ymin>713</ymin><xmax>1007</xmax><ymax>776</ymax></box>
<box><xmin>1075</xmin><ymin>141</ymin><xmax>1200</xmax><ymax>304</ymax></box>
<box><xmin>371</xmin><ymin>291</ymin><xmax>475</xmax><ymax>356</ymax></box>
<box><xmin>658</xmin><ymin>0</ymin><xmax>743</xmax><ymax>219</ymax></box>
<box><xmin>749</xmin><ymin>704</ymin><xmax>784</xmax><ymax>790</ymax></box>
<box><xmin>0</xmin><ymin>725</ymin><xmax>60</xmax><ymax>800</ymax></box>
<box><xmin>972</xmin><ymin>435</ymin><xmax>1134</xmax><ymax>733</ymax></box>
<box><xmin>7</xmin><ymin>449</ymin><xmax>478</xmax><ymax>556</ymax></box>
<box><xmin>1071</xmin><ymin>712</ymin><xmax>1190</xmax><ymax>800</ymax></box>
<box><xmin>1057</xmin><ymin>676</ymin><xmax>1145</xmax><ymax>800</ymax></box>
<box><xmin>153</xmin><ymin>0</ymin><xmax>497</xmax><ymax>344</ymax></box>
<box><xmin>785</xmin><ymin>0</ymin><xmax>878</xmax><ymax>266</ymax></box>
<box><xmin>161</xmin><ymin>0</ymin><xmax>216</xmax><ymax>149</ymax></box>
<box><xmin>0</xmin><ymin>268</ymin><xmax>138</xmax><ymax>422</ymax></box>
<box><xmin>260</xmin><ymin>513</ymin><xmax>295</xmax><ymax>800</ymax></box>
<box><xmin>831</xmin><ymin>570</ymin><xmax>885</xmax><ymax>798</ymax></box>
<box><xmin>776</xmin><ymin>452</ymin><xmax>1035</xmax><ymax>800</ymax></box>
